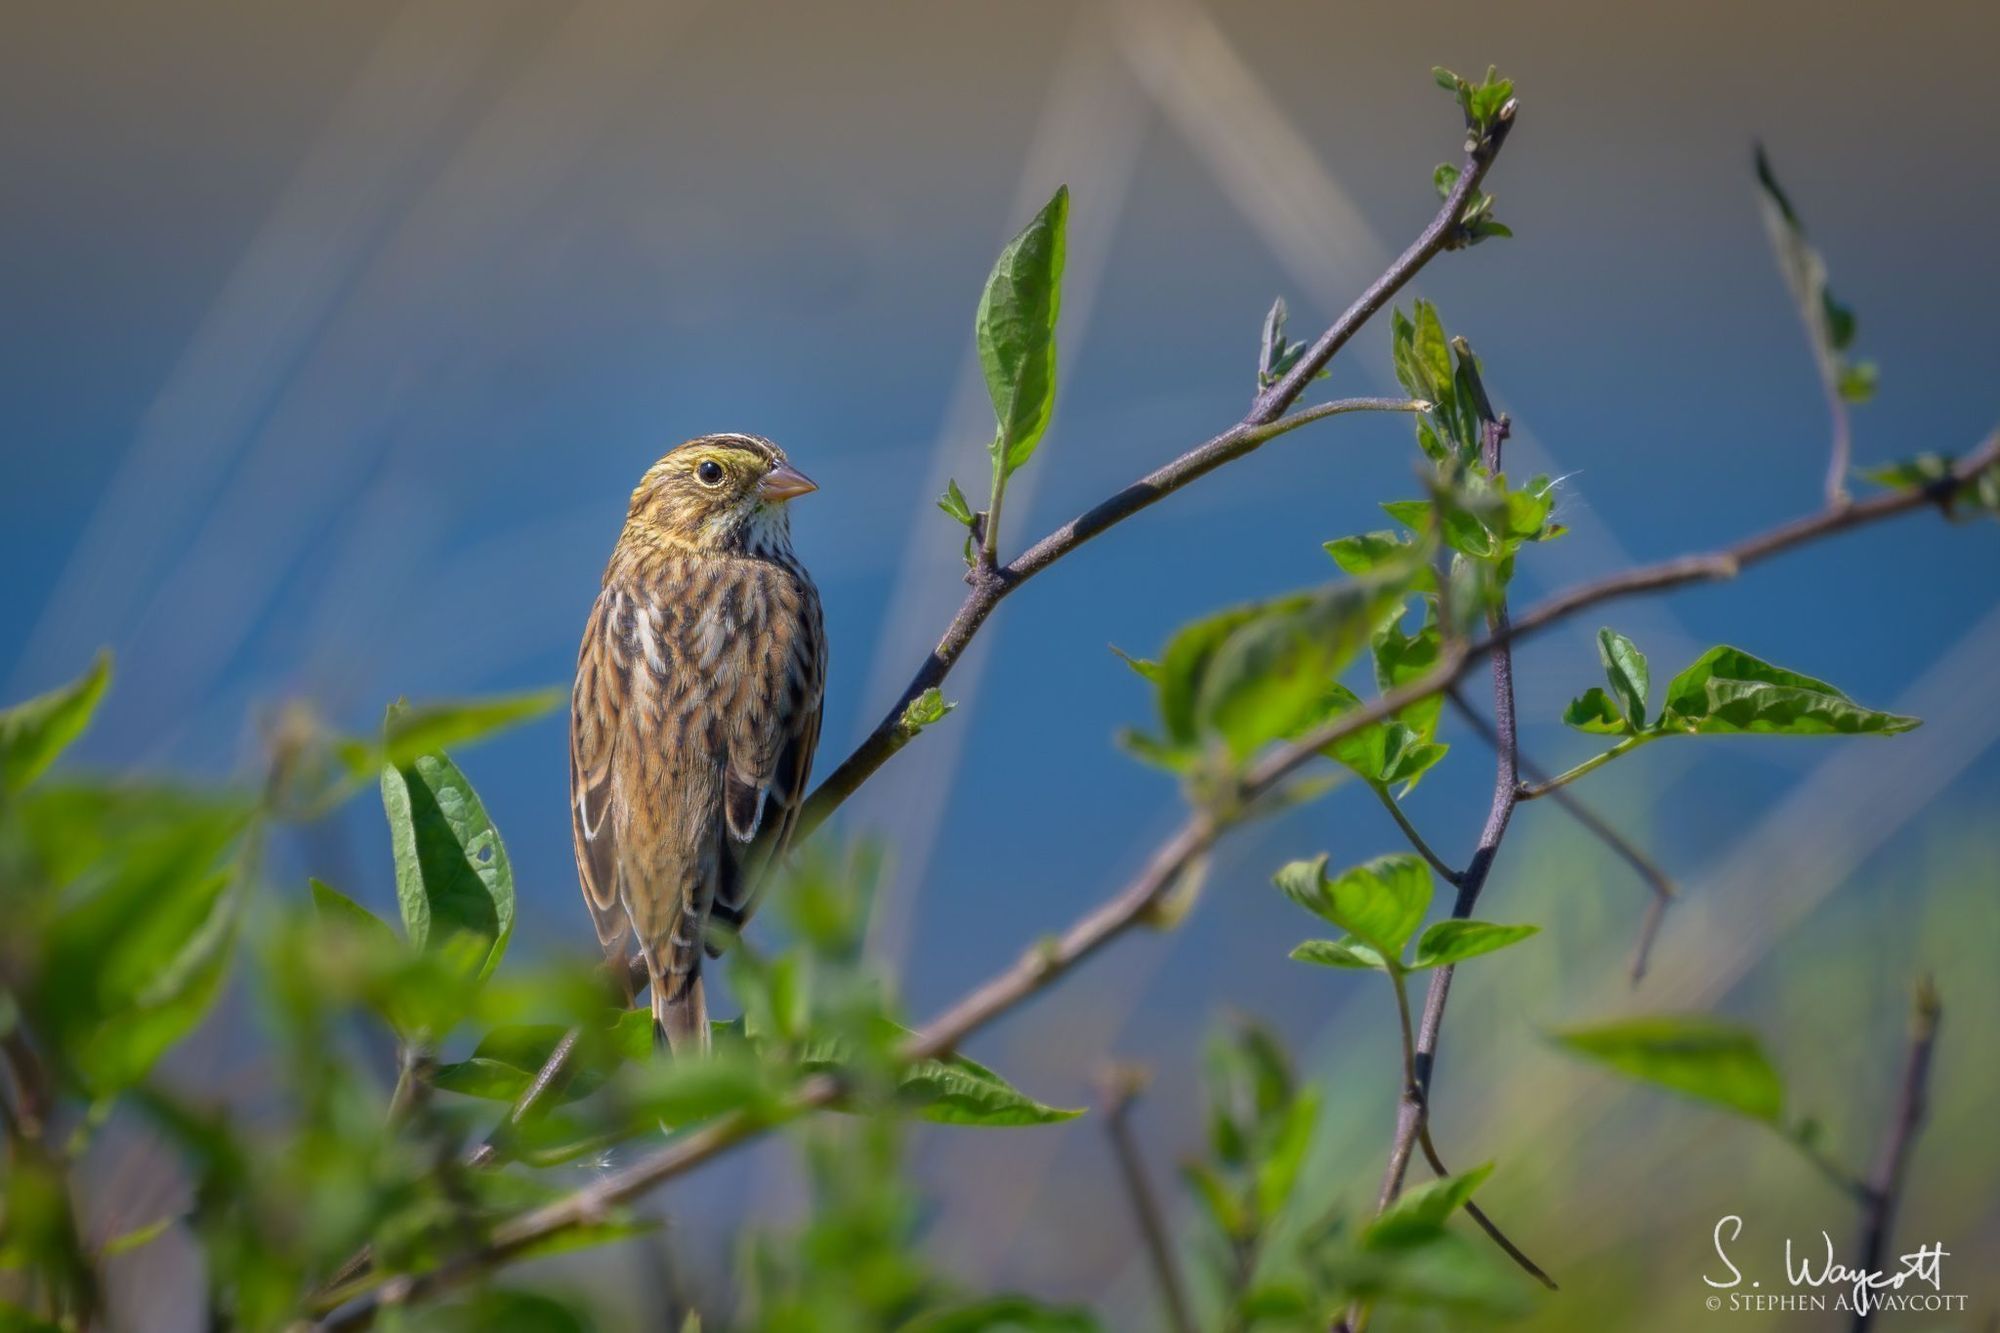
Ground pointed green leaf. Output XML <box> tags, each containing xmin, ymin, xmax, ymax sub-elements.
<box><xmin>1154</xmin><ymin>593</ymin><xmax>1313</xmax><ymax>748</ymax></box>
<box><xmin>1597</xmin><ymin>629</ymin><xmax>1650</xmax><ymax>729</ymax></box>
<box><xmin>892</xmin><ymin>1053</ymin><xmax>1082</xmax><ymax>1127</ymax></box>
<box><xmin>1563</xmin><ymin>687</ymin><xmax>1629</xmax><ymax>735</ymax></box>
<box><xmin>937</xmin><ymin>478</ymin><xmax>975</xmax><ymax>527</ymax></box>
<box><xmin>1289</xmin><ymin>937</ymin><xmax>1389</xmax><ymax>970</ymax></box>
<box><xmin>339</xmin><ymin>690</ymin><xmax>563</xmax><ymax>780</ymax></box>
<box><xmin>76</xmin><ymin>866</ymin><xmax>239</xmax><ymax>1095</ymax></box>
<box><xmin>1274</xmin><ymin>853</ymin><xmax>1432</xmax><ymax>958</ymax></box>
<box><xmin>1364</xmin><ymin>1162</ymin><xmax>1495</xmax><ymax>1248</ymax></box>
<box><xmin>896</xmin><ymin>688</ymin><xmax>955</xmax><ymax>739</ymax></box>
<box><xmin>381</xmin><ymin>752</ymin><xmax>515</xmax><ymax>984</ymax></box>
<box><xmin>102</xmin><ymin>1215</ymin><xmax>176</xmax><ymax>1258</ymax></box>
<box><xmin>978</xmin><ymin>186</ymin><xmax>1069</xmax><ymax>479</ymax></box>
<box><xmin>1860</xmin><ymin>454</ymin><xmax>1954</xmax><ymax>490</ymax></box>
<box><xmin>1412</xmin><ymin>301</ymin><xmax>1452</xmax><ymax>405</ymax></box>
<box><xmin>1254</xmin><ymin>1088</ymin><xmax>1321</xmax><ymax>1219</ymax></box>
<box><xmin>1550</xmin><ymin>1014</ymin><xmax>1785</xmax><ymax>1123</ymax></box>
<box><xmin>1660</xmin><ymin>646</ymin><xmax>1919</xmax><ymax>736</ymax></box>
<box><xmin>0</xmin><ymin>651</ymin><xmax>111</xmax><ymax>796</ymax></box>
<box><xmin>309</xmin><ymin>877</ymin><xmax>399</xmax><ymax>951</ymax></box>
<box><xmin>1409</xmin><ymin>920</ymin><xmax>1539</xmax><ymax>969</ymax></box>
<box><xmin>1107</xmin><ymin>644</ymin><xmax>1161</xmax><ymax>683</ymax></box>
<box><xmin>1196</xmin><ymin>574</ymin><xmax>1414</xmax><ymax>760</ymax></box>
<box><xmin>1374</xmin><ymin>605</ymin><xmax>1445</xmax><ymax>743</ymax></box>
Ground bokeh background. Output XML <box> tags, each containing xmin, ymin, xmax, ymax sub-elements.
<box><xmin>5</xmin><ymin>1</ymin><xmax>1997</xmax><ymax>1327</ymax></box>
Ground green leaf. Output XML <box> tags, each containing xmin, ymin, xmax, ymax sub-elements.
<box><xmin>618</xmin><ymin>1046</ymin><xmax>780</xmax><ymax>1129</ymax></box>
<box><xmin>1365</xmin><ymin>1162</ymin><xmax>1495</xmax><ymax>1248</ymax></box>
<box><xmin>34</xmin><ymin>796</ymin><xmax>252</xmax><ymax>1095</ymax></box>
<box><xmin>101</xmin><ymin>1215</ymin><xmax>175</xmax><ymax>1258</ymax></box>
<box><xmin>1309</xmin><ymin>684</ymin><xmax>1447</xmax><ymax>794</ymax></box>
<box><xmin>937</xmin><ymin>478</ymin><xmax>976</xmax><ymax>527</ymax></box>
<box><xmin>0</xmin><ymin>651</ymin><xmax>111</xmax><ymax>797</ymax></box>
<box><xmin>341</xmin><ymin>689</ymin><xmax>562</xmax><ymax>780</ymax></box>
<box><xmin>1107</xmin><ymin>644</ymin><xmax>1161</xmax><ymax>683</ymax></box>
<box><xmin>799</xmin><ymin>1022</ymin><xmax>1079</xmax><ymax>1127</ymax></box>
<box><xmin>978</xmin><ymin>186</ymin><xmax>1069</xmax><ymax>480</ymax></box>
<box><xmin>1289</xmin><ymin>937</ymin><xmax>1389</xmax><ymax>970</ymax></box>
<box><xmin>1562</xmin><ymin>686</ymin><xmax>1628</xmax><ymax>735</ymax></box>
<box><xmin>1409</xmin><ymin>920</ymin><xmax>1539</xmax><ymax>969</ymax></box>
<box><xmin>1597</xmin><ymin>629</ymin><xmax>1650</xmax><ymax>729</ymax></box>
<box><xmin>1412</xmin><ymin>302</ymin><xmax>1452</xmax><ymax>406</ymax></box>
<box><xmin>1256</xmin><ymin>296</ymin><xmax>1324</xmax><ymax>388</ymax></box>
<box><xmin>1550</xmin><ymin>1014</ymin><xmax>1785</xmax><ymax>1123</ymax></box>
<box><xmin>1660</xmin><ymin>646</ymin><xmax>1920</xmax><ymax>736</ymax></box>
<box><xmin>1466</xmin><ymin>68</ymin><xmax>1514</xmax><ymax>128</ymax></box>
<box><xmin>1154</xmin><ymin>594</ymin><xmax>1313</xmax><ymax>749</ymax></box>
<box><xmin>1254</xmin><ymin>1088</ymin><xmax>1320</xmax><ymax>1219</ymax></box>
<box><xmin>75</xmin><ymin>868</ymin><xmax>238</xmax><ymax>1095</ymax></box>
<box><xmin>1860</xmin><ymin>453</ymin><xmax>1954</xmax><ymax>490</ymax></box>
<box><xmin>309</xmin><ymin>878</ymin><xmax>399</xmax><ymax>951</ymax></box>
<box><xmin>380</xmin><ymin>752</ymin><xmax>515</xmax><ymax>986</ymax></box>
<box><xmin>1838</xmin><ymin>361</ymin><xmax>1879</xmax><ymax>404</ymax></box>
<box><xmin>1374</xmin><ymin>605</ymin><xmax>1445</xmax><ymax>743</ymax></box>
<box><xmin>1196</xmin><ymin>575</ymin><xmax>1414</xmax><ymax>760</ymax></box>
<box><xmin>422</xmin><ymin>1290</ymin><xmax>602</xmax><ymax>1333</ymax></box>
<box><xmin>1325</xmin><ymin>530</ymin><xmax>1433</xmax><ymax>590</ymax></box>
<box><xmin>1273</xmin><ymin>853</ymin><xmax>1433</xmax><ymax>959</ymax></box>
<box><xmin>1182</xmin><ymin>1160</ymin><xmax>1249</xmax><ymax>1240</ymax></box>
<box><xmin>896</xmin><ymin>688</ymin><xmax>956</xmax><ymax>739</ymax></box>
<box><xmin>892</xmin><ymin>1054</ymin><xmax>1082</xmax><ymax>1127</ymax></box>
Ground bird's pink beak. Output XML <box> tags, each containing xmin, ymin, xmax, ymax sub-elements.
<box><xmin>758</xmin><ymin>463</ymin><xmax>818</xmax><ymax>502</ymax></box>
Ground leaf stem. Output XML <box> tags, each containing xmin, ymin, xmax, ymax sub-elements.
<box><xmin>1447</xmin><ymin>690</ymin><xmax>1677</xmax><ymax>982</ymax></box>
<box><xmin>1515</xmin><ymin>733</ymin><xmax>1649</xmax><ymax>800</ymax></box>
<box><xmin>982</xmin><ymin>453</ymin><xmax>1006</xmax><ymax>569</ymax></box>
<box><xmin>1370</xmin><ymin>784</ymin><xmax>1462</xmax><ymax>886</ymax></box>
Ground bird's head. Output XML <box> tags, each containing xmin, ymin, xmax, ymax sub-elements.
<box><xmin>626</xmin><ymin>433</ymin><xmax>817</xmax><ymax>556</ymax></box>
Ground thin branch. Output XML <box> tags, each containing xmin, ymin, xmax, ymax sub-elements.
<box><xmin>1824</xmin><ymin>387</ymin><xmax>1854</xmax><ymax>511</ymax></box>
<box><xmin>311</xmin><ymin>431</ymin><xmax>1996</xmax><ymax>1329</ymax></box>
<box><xmin>1097</xmin><ymin>1065</ymin><xmax>1198</xmax><ymax>1333</ymax></box>
<box><xmin>1372</xmin><ymin>356</ymin><xmax>1523</xmax><ymax>1236</ymax></box>
<box><xmin>1447</xmin><ymin>690</ymin><xmax>1678</xmax><ymax>982</ymax></box>
<box><xmin>797</xmin><ymin>397</ymin><xmax>1427</xmax><ymax>840</ymax></box>
<box><xmin>1369</xmin><ymin>784</ymin><xmax>1461</xmax><ymax>886</ymax></box>
<box><xmin>1849</xmin><ymin>977</ymin><xmax>1942</xmax><ymax>1332</ymax></box>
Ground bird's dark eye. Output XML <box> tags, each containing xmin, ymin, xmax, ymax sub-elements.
<box><xmin>695</xmin><ymin>460</ymin><xmax>725</xmax><ymax>487</ymax></box>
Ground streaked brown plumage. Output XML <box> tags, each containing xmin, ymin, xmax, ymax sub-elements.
<box><xmin>570</xmin><ymin>433</ymin><xmax>825</xmax><ymax>1052</ymax></box>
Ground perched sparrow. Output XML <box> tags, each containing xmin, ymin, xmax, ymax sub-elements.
<box><xmin>570</xmin><ymin>434</ymin><xmax>825</xmax><ymax>1052</ymax></box>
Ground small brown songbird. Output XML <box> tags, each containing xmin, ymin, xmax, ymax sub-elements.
<box><xmin>570</xmin><ymin>434</ymin><xmax>825</xmax><ymax>1052</ymax></box>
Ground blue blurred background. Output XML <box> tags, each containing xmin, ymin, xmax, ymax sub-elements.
<box><xmin>5</xmin><ymin>1</ymin><xmax>1997</xmax><ymax>1326</ymax></box>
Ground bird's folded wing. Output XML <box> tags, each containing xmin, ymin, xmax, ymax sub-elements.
<box><xmin>570</xmin><ymin>590</ymin><xmax>629</xmax><ymax>952</ymax></box>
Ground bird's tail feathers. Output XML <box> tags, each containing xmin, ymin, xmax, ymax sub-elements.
<box><xmin>650</xmin><ymin>955</ymin><xmax>710</xmax><ymax>1056</ymax></box>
